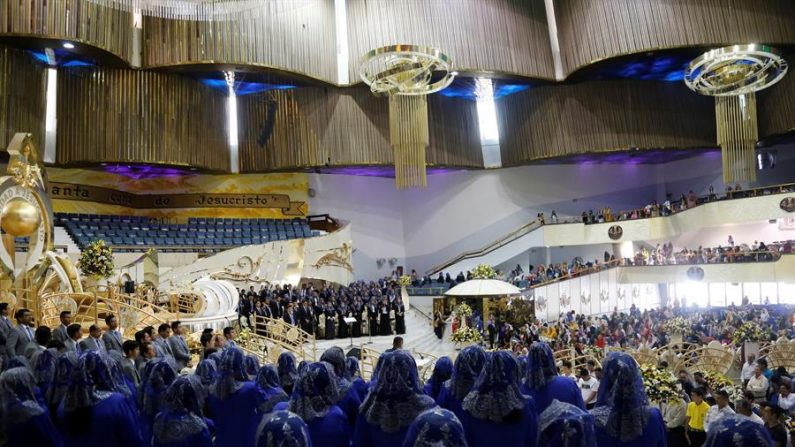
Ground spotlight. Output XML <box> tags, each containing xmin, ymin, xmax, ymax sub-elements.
<box><xmin>62</xmin><ymin>42</ymin><xmax>75</xmax><ymax>49</ymax></box>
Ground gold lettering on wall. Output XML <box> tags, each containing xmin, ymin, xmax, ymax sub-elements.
<box><xmin>48</xmin><ymin>182</ymin><xmax>306</xmax><ymax>216</ymax></box>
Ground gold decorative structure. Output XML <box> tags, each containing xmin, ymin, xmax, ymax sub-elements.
<box><xmin>312</xmin><ymin>242</ymin><xmax>353</xmax><ymax>273</ymax></box>
<box><xmin>685</xmin><ymin>45</ymin><xmax>789</xmax><ymax>183</ymax></box>
<box><xmin>359</xmin><ymin>45</ymin><xmax>457</xmax><ymax>189</ymax></box>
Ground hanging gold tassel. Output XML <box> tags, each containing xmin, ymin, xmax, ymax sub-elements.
<box><xmin>389</xmin><ymin>95</ymin><xmax>428</xmax><ymax>189</ymax></box>
<box><xmin>715</xmin><ymin>93</ymin><xmax>758</xmax><ymax>184</ymax></box>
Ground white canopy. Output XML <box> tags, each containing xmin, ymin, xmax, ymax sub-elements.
<box><xmin>444</xmin><ymin>279</ymin><xmax>522</xmax><ymax>297</ymax></box>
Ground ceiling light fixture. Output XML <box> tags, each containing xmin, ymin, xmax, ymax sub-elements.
<box><xmin>62</xmin><ymin>42</ymin><xmax>75</xmax><ymax>49</ymax></box>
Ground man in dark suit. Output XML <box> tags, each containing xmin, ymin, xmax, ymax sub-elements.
<box><xmin>283</xmin><ymin>303</ymin><xmax>297</xmax><ymax>326</ymax></box>
<box><xmin>0</xmin><ymin>303</ymin><xmax>13</xmax><ymax>359</ymax></box>
<box><xmin>385</xmin><ymin>336</ymin><xmax>403</xmax><ymax>353</ymax></box>
<box><xmin>298</xmin><ymin>300</ymin><xmax>314</xmax><ymax>335</ymax></box>
<box><xmin>79</xmin><ymin>324</ymin><xmax>106</xmax><ymax>352</ymax></box>
<box><xmin>121</xmin><ymin>340</ymin><xmax>141</xmax><ymax>386</ymax></box>
<box><xmin>52</xmin><ymin>311</ymin><xmax>71</xmax><ymax>344</ymax></box>
<box><xmin>7</xmin><ymin>308</ymin><xmax>35</xmax><ymax>356</ymax></box>
<box><xmin>152</xmin><ymin>323</ymin><xmax>174</xmax><ymax>358</ymax></box>
<box><xmin>102</xmin><ymin>314</ymin><xmax>123</xmax><ymax>353</ymax></box>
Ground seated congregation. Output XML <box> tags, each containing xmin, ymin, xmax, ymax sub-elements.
<box><xmin>0</xmin><ymin>337</ymin><xmax>780</xmax><ymax>447</ymax></box>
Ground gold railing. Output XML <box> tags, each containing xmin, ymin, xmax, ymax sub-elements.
<box><xmin>426</xmin><ymin>219</ymin><xmax>543</xmax><ymax>276</ymax></box>
<box><xmin>759</xmin><ymin>341</ymin><xmax>795</xmax><ymax>373</ymax></box>
<box><xmin>248</xmin><ymin>314</ymin><xmax>317</xmax><ymax>362</ymax></box>
<box><xmin>357</xmin><ymin>345</ymin><xmax>438</xmax><ymax>381</ymax></box>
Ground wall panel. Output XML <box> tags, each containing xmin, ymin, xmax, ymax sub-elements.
<box><xmin>0</xmin><ymin>0</ymin><xmax>133</xmax><ymax>63</ymax></box>
<box><xmin>758</xmin><ymin>66</ymin><xmax>795</xmax><ymax>138</ymax></box>
<box><xmin>238</xmin><ymin>88</ymin><xmax>482</xmax><ymax>172</ymax></box>
<box><xmin>56</xmin><ymin>67</ymin><xmax>229</xmax><ymax>170</ymax></box>
<box><xmin>0</xmin><ymin>46</ymin><xmax>45</xmax><ymax>150</ymax></box>
<box><xmin>556</xmin><ymin>0</ymin><xmax>795</xmax><ymax>75</ymax></box>
<box><xmin>347</xmin><ymin>0</ymin><xmax>554</xmax><ymax>81</ymax></box>
<box><xmin>143</xmin><ymin>0</ymin><xmax>337</xmax><ymax>83</ymax></box>
<box><xmin>496</xmin><ymin>80</ymin><xmax>716</xmax><ymax>166</ymax></box>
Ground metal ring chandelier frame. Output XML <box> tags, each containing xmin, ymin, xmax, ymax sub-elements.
<box><xmin>684</xmin><ymin>44</ymin><xmax>789</xmax><ymax>97</ymax></box>
<box><xmin>359</xmin><ymin>45</ymin><xmax>457</xmax><ymax>97</ymax></box>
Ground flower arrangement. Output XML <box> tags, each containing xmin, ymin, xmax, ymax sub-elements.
<box><xmin>398</xmin><ymin>275</ymin><xmax>412</xmax><ymax>288</ymax></box>
<box><xmin>661</xmin><ymin>316</ymin><xmax>690</xmax><ymax>335</ymax></box>
<box><xmin>453</xmin><ymin>303</ymin><xmax>473</xmax><ymax>318</ymax></box>
<box><xmin>470</xmin><ymin>264</ymin><xmax>497</xmax><ymax>280</ymax></box>
<box><xmin>451</xmin><ymin>327</ymin><xmax>482</xmax><ymax>344</ymax></box>
<box><xmin>640</xmin><ymin>364</ymin><xmax>683</xmax><ymax>403</ymax></box>
<box><xmin>731</xmin><ymin>321</ymin><xmax>768</xmax><ymax>346</ymax></box>
<box><xmin>583</xmin><ymin>345</ymin><xmax>604</xmax><ymax>360</ymax></box>
<box><xmin>703</xmin><ymin>371</ymin><xmax>744</xmax><ymax>402</ymax></box>
<box><xmin>77</xmin><ymin>239</ymin><xmax>114</xmax><ymax>279</ymax></box>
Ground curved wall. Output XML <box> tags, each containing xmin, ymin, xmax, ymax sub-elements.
<box><xmin>0</xmin><ymin>46</ymin><xmax>45</xmax><ymax>150</ymax></box>
<box><xmin>56</xmin><ymin>67</ymin><xmax>229</xmax><ymax>170</ymax></box>
<box><xmin>496</xmin><ymin>80</ymin><xmax>716</xmax><ymax>166</ymax></box>
<box><xmin>346</xmin><ymin>0</ymin><xmax>555</xmax><ymax>81</ymax></box>
<box><xmin>555</xmin><ymin>0</ymin><xmax>795</xmax><ymax>76</ymax></box>
<box><xmin>758</xmin><ymin>65</ymin><xmax>795</xmax><ymax>138</ymax></box>
<box><xmin>143</xmin><ymin>0</ymin><xmax>337</xmax><ymax>82</ymax></box>
<box><xmin>0</xmin><ymin>0</ymin><xmax>133</xmax><ymax>64</ymax></box>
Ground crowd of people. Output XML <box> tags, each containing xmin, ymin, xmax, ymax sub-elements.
<box><xmin>237</xmin><ymin>281</ymin><xmax>407</xmax><ymax>340</ymax></box>
<box><xmin>0</xmin><ymin>325</ymin><xmax>783</xmax><ymax>447</ymax></box>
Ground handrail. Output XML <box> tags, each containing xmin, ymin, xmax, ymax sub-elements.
<box><xmin>426</xmin><ymin>181</ymin><xmax>795</xmax><ymax>277</ymax></box>
<box><xmin>249</xmin><ymin>314</ymin><xmax>317</xmax><ymax>362</ymax></box>
<box><xmin>528</xmin><ymin>250</ymin><xmax>789</xmax><ymax>289</ymax></box>
<box><xmin>425</xmin><ymin>220</ymin><xmax>543</xmax><ymax>276</ymax></box>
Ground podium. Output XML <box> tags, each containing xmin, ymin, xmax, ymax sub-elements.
<box><xmin>344</xmin><ymin>317</ymin><xmax>357</xmax><ymax>348</ymax></box>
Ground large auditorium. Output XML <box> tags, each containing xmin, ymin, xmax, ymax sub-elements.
<box><xmin>1</xmin><ymin>1</ymin><xmax>795</xmax><ymax>446</ymax></box>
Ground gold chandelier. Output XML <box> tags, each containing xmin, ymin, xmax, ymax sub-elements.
<box><xmin>359</xmin><ymin>45</ymin><xmax>457</xmax><ymax>189</ymax></box>
<box><xmin>685</xmin><ymin>45</ymin><xmax>788</xmax><ymax>183</ymax></box>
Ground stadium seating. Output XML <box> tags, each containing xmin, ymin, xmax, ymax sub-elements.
<box><xmin>54</xmin><ymin>213</ymin><xmax>317</xmax><ymax>253</ymax></box>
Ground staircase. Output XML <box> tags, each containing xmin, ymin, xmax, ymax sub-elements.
<box><xmin>53</xmin><ymin>225</ymin><xmax>81</xmax><ymax>254</ymax></box>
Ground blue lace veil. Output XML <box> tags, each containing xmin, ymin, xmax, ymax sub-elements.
<box><xmin>257</xmin><ymin>364</ymin><xmax>289</xmax><ymax>412</ymax></box>
<box><xmin>46</xmin><ymin>352</ymin><xmax>78</xmax><ymax>410</ymax></box>
<box><xmin>517</xmin><ymin>355</ymin><xmax>529</xmax><ymax>380</ymax></box>
<box><xmin>195</xmin><ymin>358</ymin><xmax>218</xmax><ymax>389</ymax></box>
<box><xmin>153</xmin><ymin>375</ymin><xmax>209</xmax><ymax>444</ymax></box>
<box><xmin>211</xmin><ymin>348</ymin><xmax>248</xmax><ymax>400</ymax></box>
<box><xmin>401</xmin><ymin>408</ymin><xmax>467</xmax><ymax>447</ymax></box>
<box><xmin>346</xmin><ymin>357</ymin><xmax>361</xmax><ymax>379</ymax></box>
<box><xmin>64</xmin><ymin>351</ymin><xmax>124</xmax><ymax>412</ymax></box>
<box><xmin>4</xmin><ymin>356</ymin><xmax>30</xmax><ymax>371</ymax></box>
<box><xmin>590</xmin><ymin>352</ymin><xmax>651</xmax><ymax>442</ymax></box>
<box><xmin>278</xmin><ymin>352</ymin><xmax>299</xmax><ymax>391</ymax></box>
<box><xmin>289</xmin><ymin>362</ymin><xmax>340</xmax><ymax>421</ymax></box>
<box><xmin>297</xmin><ymin>360</ymin><xmax>309</xmax><ymax>375</ymax></box>
<box><xmin>245</xmin><ymin>355</ymin><xmax>261</xmax><ymax>379</ymax></box>
<box><xmin>462</xmin><ymin>350</ymin><xmax>529</xmax><ymax>422</ymax></box>
<box><xmin>0</xmin><ymin>367</ymin><xmax>46</xmax><ymax>424</ymax></box>
<box><xmin>426</xmin><ymin>356</ymin><xmax>453</xmax><ymax>398</ymax></box>
<box><xmin>360</xmin><ymin>351</ymin><xmax>435</xmax><ymax>433</ymax></box>
<box><xmin>30</xmin><ymin>348</ymin><xmax>58</xmax><ymax>393</ymax></box>
<box><xmin>106</xmin><ymin>350</ymin><xmax>133</xmax><ymax>397</ymax></box>
<box><xmin>448</xmin><ymin>345</ymin><xmax>486</xmax><ymax>401</ymax></box>
<box><xmin>256</xmin><ymin>410</ymin><xmax>314</xmax><ymax>447</ymax></box>
<box><xmin>539</xmin><ymin>400</ymin><xmax>597</xmax><ymax>447</ymax></box>
<box><xmin>704</xmin><ymin>414</ymin><xmax>773</xmax><ymax>447</ymax></box>
<box><xmin>319</xmin><ymin>347</ymin><xmax>352</xmax><ymax>394</ymax></box>
<box><xmin>139</xmin><ymin>358</ymin><xmax>178</xmax><ymax>420</ymax></box>
<box><xmin>526</xmin><ymin>342</ymin><xmax>558</xmax><ymax>390</ymax></box>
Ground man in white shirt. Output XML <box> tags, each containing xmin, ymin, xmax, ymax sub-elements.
<box><xmin>736</xmin><ymin>399</ymin><xmax>764</xmax><ymax>425</ymax></box>
<box><xmin>704</xmin><ymin>389</ymin><xmax>735</xmax><ymax>432</ymax></box>
<box><xmin>741</xmin><ymin>354</ymin><xmax>756</xmax><ymax>386</ymax></box>
<box><xmin>747</xmin><ymin>365</ymin><xmax>769</xmax><ymax>400</ymax></box>
<box><xmin>777</xmin><ymin>384</ymin><xmax>795</xmax><ymax>414</ymax></box>
<box><xmin>577</xmin><ymin>368</ymin><xmax>598</xmax><ymax>409</ymax></box>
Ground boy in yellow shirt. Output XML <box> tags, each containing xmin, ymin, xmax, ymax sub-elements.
<box><xmin>685</xmin><ymin>387</ymin><xmax>710</xmax><ymax>446</ymax></box>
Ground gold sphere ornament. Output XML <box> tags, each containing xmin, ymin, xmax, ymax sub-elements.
<box><xmin>1</xmin><ymin>198</ymin><xmax>41</xmax><ymax>236</ymax></box>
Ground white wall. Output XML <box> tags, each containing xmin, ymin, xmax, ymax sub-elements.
<box><xmin>308</xmin><ymin>173</ymin><xmax>406</xmax><ymax>280</ymax></box>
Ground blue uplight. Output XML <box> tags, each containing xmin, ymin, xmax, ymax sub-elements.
<box><xmin>438</xmin><ymin>78</ymin><xmax>533</xmax><ymax>101</ymax></box>
<box><xmin>199</xmin><ymin>79</ymin><xmax>296</xmax><ymax>95</ymax></box>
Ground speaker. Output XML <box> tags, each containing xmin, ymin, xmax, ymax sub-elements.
<box><xmin>346</xmin><ymin>347</ymin><xmax>362</xmax><ymax>359</ymax></box>
<box><xmin>124</xmin><ymin>280</ymin><xmax>135</xmax><ymax>294</ymax></box>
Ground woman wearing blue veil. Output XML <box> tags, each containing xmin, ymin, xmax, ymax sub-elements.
<box><xmin>704</xmin><ymin>414</ymin><xmax>773</xmax><ymax>447</ymax></box>
<box><xmin>208</xmin><ymin>347</ymin><xmax>267</xmax><ymax>447</ymax></box>
<box><xmin>401</xmin><ymin>408</ymin><xmax>468</xmax><ymax>447</ymax></box>
<box><xmin>289</xmin><ymin>362</ymin><xmax>351</xmax><ymax>447</ymax></box>
<box><xmin>245</xmin><ymin>354</ymin><xmax>261</xmax><ymax>380</ymax></box>
<box><xmin>58</xmin><ymin>351</ymin><xmax>142</xmax><ymax>447</ymax></box>
<box><xmin>539</xmin><ymin>400</ymin><xmax>596</xmax><ymax>447</ymax></box>
<box><xmin>346</xmin><ymin>356</ymin><xmax>368</xmax><ymax>401</ymax></box>
<box><xmin>46</xmin><ymin>352</ymin><xmax>78</xmax><ymax>418</ymax></box>
<box><xmin>256</xmin><ymin>364</ymin><xmax>289</xmax><ymax>413</ymax></box>
<box><xmin>422</xmin><ymin>356</ymin><xmax>453</xmax><ymax>401</ymax></box>
<box><xmin>194</xmin><ymin>358</ymin><xmax>218</xmax><ymax>391</ymax></box>
<box><xmin>460</xmin><ymin>350</ymin><xmax>538</xmax><ymax>447</ymax></box>
<box><xmin>152</xmin><ymin>375</ymin><xmax>213</xmax><ymax>447</ymax></box>
<box><xmin>353</xmin><ymin>350</ymin><xmax>436</xmax><ymax>447</ymax></box>
<box><xmin>436</xmin><ymin>345</ymin><xmax>486</xmax><ymax>422</ymax></box>
<box><xmin>30</xmin><ymin>348</ymin><xmax>58</xmax><ymax>401</ymax></box>
<box><xmin>320</xmin><ymin>346</ymin><xmax>361</xmax><ymax>424</ymax></box>
<box><xmin>139</xmin><ymin>358</ymin><xmax>179</xmax><ymax>444</ymax></box>
<box><xmin>0</xmin><ymin>367</ymin><xmax>62</xmax><ymax>447</ymax></box>
<box><xmin>278</xmin><ymin>351</ymin><xmax>300</xmax><ymax>396</ymax></box>
<box><xmin>522</xmin><ymin>342</ymin><xmax>585</xmax><ymax>413</ymax></box>
<box><xmin>256</xmin><ymin>410</ymin><xmax>314</xmax><ymax>447</ymax></box>
<box><xmin>590</xmin><ymin>352</ymin><xmax>666</xmax><ymax>447</ymax></box>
